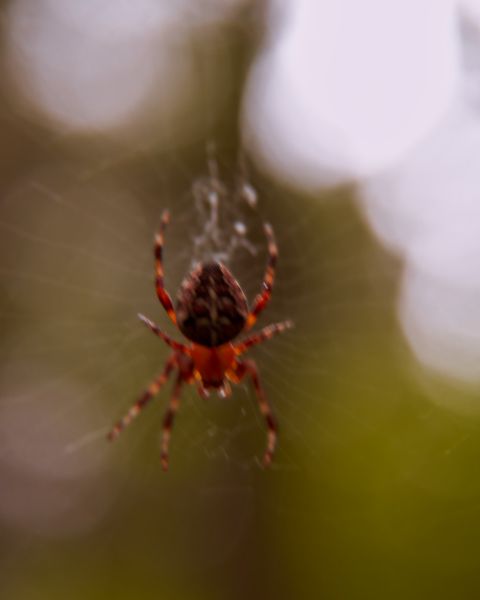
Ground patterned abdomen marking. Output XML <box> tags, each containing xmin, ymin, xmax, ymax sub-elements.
<box><xmin>176</xmin><ymin>262</ymin><xmax>248</xmax><ymax>346</ymax></box>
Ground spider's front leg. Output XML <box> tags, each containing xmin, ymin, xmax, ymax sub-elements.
<box><xmin>227</xmin><ymin>359</ymin><xmax>277</xmax><ymax>467</ymax></box>
<box><xmin>161</xmin><ymin>348</ymin><xmax>195</xmax><ymax>470</ymax></box>
<box><xmin>245</xmin><ymin>223</ymin><xmax>277</xmax><ymax>331</ymax></box>
<box><xmin>154</xmin><ymin>210</ymin><xmax>178</xmax><ymax>327</ymax></box>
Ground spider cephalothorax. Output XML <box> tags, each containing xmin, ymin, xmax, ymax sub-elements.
<box><xmin>108</xmin><ymin>210</ymin><xmax>292</xmax><ymax>470</ymax></box>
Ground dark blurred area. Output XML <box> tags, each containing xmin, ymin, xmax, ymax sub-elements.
<box><xmin>2</xmin><ymin>2</ymin><xmax>480</xmax><ymax>600</ymax></box>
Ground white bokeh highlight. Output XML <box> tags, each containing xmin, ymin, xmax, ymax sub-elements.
<box><xmin>243</xmin><ymin>0</ymin><xmax>459</xmax><ymax>187</ymax></box>
<box><xmin>5</xmin><ymin>0</ymin><xmax>190</xmax><ymax>133</ymax></box>
<box><xmin>363</xmin><ymin>102</ymin><xmax>480</xmax><ymax>387</ymax></box>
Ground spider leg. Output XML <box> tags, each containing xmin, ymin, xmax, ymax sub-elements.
<box><xmin>244</xmin><ymin>360</ymin><xmax>277</xmax><ymax>467</ymax></box>
<box><xmin>227</xmin><ymin>359</ymin><xmax>277</xmax><ymax>467</ymax></box>
<box><xmin>154</xmin><ymin>210</ymin><xmax>178</xmax><ymax>326</ymax></box>
<box><xmin>138</xmin><ymin>313</ymin><xmax>190</xmax><ymax>353</ymax></box>
<box><xmin>108</xmin><ymin>355</ymin><xmax>176</xmax><ymax>441</ymax></box>
<box><xmin>234</xmin><ymin>321</ymin><xmax>293</xmax><ymax>356</ymax></box>
<box><xmin>245</xmin><ymin>223</ymin><xmax>277</xmax><ymax>331</ymax></box>
<box><xmin>161</xmin><ymin>375</ymin><xmax>183</xmax><ymax>471</ymax></box>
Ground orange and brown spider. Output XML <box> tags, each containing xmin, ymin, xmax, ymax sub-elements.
<box><xmin>108</xmin><ymin>210</ymin><xmax>292</xmax><ymax>469</ymax></box>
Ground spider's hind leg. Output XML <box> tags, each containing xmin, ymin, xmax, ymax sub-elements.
<box><xmin>161</xmin><ymin>375</ymin><xmax>183</xmax><ymax>471</ymax></box>
<box><xmin>108</xmin><ymin>354</ymin><xmax>176</xmax><ymax>441</ymax></box>
<box><xmin>226</xmin><ymin>359</ymin><xmax>277</xmax><ymax>467</ymax></box>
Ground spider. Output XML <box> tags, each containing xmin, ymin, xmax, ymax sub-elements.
<box><xmin>108</xmin><ymin>210</ymin><xmax>292</xmax><ymax>469</ymax></box>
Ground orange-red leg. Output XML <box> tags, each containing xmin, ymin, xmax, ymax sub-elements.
<box><xmin>244</xmin><ymin>360</ymin><xmax>277</xmax><ymax>466</ymax></box>
<box><xmin>245</xmin><ymin>223</ymin><xmax>277</xmax><ymax>331</ymax></box>
<box><xmin>234</xmin><ymin>321</ymin><xmax>292</xmax><ymax>356</ymax></box>
<box><xmin>161</xmin><ymin>375</ymin><xmax>183</xmax><ymax>471</ymax></box>
<box><xmin>138</xmin><ymin>313</ymin><xmax>190</xmax><ymax>353</ymax></box>
<box><xmin>227</xmin><ymin>359</ymin><xmax>277</xmax><ymax>467</ymax></box>
<box><xmin>108</xmin><ymin>355</ymin><xmax>176</xmax><ymax>441</ymax></box>
<box><xmin>154</xmin><ymin>210</ymin><xmax>177</xmax><ymax>326</ymax></box>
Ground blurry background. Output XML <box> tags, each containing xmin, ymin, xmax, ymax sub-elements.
<box><xmin>2</xmin><ymin>0</ymin><xmax>480</xmax><ymax>598</ymax></box>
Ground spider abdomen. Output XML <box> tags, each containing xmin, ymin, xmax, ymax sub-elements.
<box><xmin>176</xmin><ymin>262</ymin><xmax>248</xmax><ymax>347</ymax></box>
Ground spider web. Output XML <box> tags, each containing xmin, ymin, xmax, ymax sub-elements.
<box><xmin>1</xmin><ymin>3</ymin><xmax>480</xmax><ymax>600</ymax></box>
